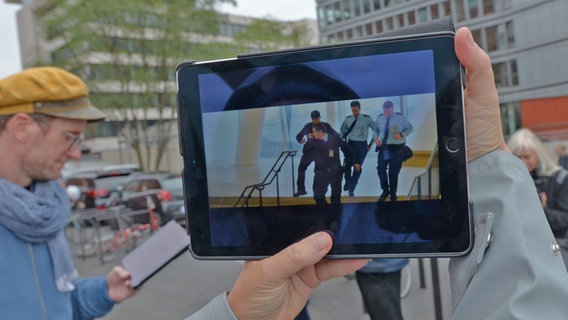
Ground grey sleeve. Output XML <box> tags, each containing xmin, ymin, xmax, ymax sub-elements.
<box><xmin>449</xmin><ymin>150</ymin><xmax>568</xmax><ymax>320</ymax></box>
<box><xmin>185</xmin><ymin>292</ymin><xmax>237</xmax><ymax>320</ymax></box>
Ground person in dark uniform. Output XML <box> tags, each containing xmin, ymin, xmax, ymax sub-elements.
<box><xmin>311</xmin><ymin>123</ymin><xmax>356</xmax><ymax>206</ymax></box>
<box><xmin>294</xmin><ymin>110</ymin><xmax>336</xmax><ymax>197</ymax></box>
<box><xmin>340</xmin><ymin>101</ymin><xmax>380</xmax><ymax>197</ymax></box>
<box><xmin>375</xmin><ymin>100</ymin><xmax>413</xmax><ymax>202</ymax></box>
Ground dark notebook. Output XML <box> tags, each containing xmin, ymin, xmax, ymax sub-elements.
<box><xmin>122</xmin><ymin>220</ymin><xmax>190</xmax><ymax>288</ymax></box>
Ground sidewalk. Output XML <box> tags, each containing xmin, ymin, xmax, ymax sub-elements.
<box><xmin>72</xmin><ymin>244</ymin><xmax>452</xmax><ymax>320</ymax></box>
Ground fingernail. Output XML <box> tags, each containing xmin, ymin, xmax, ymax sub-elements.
<box><xmin>313</xmin><ymin>233</ymin><xmax>328</xmax><ymax>252</ymax></box>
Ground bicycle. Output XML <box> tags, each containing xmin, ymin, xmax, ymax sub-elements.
<box><xmin>98</xmin><ymin>195</ymin><xmax>161</xmax><ymax>263</ymax></box>
<box><xmin>65</xmin><ymin>209</ymin><xmax>101</xmax><ymax>258</ymax></box>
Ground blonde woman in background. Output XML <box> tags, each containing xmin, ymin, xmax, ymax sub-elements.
<box><xmin>508</xmin><ymin>128</ymin><xmax>568</xmax><ymax>269</ymax></box>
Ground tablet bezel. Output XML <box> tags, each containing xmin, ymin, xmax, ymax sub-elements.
<box><xmin>176</xmin><ymin>31</ymin><xmax>471</xmax><ymax>259</ymax></box>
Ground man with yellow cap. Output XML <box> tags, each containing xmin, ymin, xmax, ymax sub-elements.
<box><xmin>0</xmin><ymin>67</ymin><xmax>137</xmax><ymax>319</ymax></box>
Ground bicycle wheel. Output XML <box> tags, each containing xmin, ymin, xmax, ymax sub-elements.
<box><xmin>98</xmin><ymin>216</ymin><xmax>133</xmax><ymax>263</ymax></box>
<box><xmin>400</xmin><ymin>263</ymin><xmax>412</xmax><ymax>298</ymax></box>
<box><xmin>65</xmin><ymin>216</ymin><xmax>97</xmax><ymax>245</ymax></box>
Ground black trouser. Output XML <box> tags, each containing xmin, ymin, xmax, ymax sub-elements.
<box><xmin>377</xmin><ymin>145</ymin><xmax>404</xmax><ymax>198</ymax></box>
<box><xmin>345</xmin><ymin>140</ymin><xmax>368</xmax><ymax>193</ymax></box>
<box><xmin>313</xmin><ymin>168</ymin><xmax>342</xmax><ymax>206</ymax></box>
<box><xmin>355</xmin><ymin>270</ymin><xmax>403</xmax><ymax>320</ymax></box>
<box><xmin>296</xmin><ymin>152</ymin><xmax>314</xmax><ymax>192</ymax></box>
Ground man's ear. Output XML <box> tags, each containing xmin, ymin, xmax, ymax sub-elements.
<box><xmin>4</xmin><ymin>113</ymin><xmax>38</xmax><ymax>143</ymax></box>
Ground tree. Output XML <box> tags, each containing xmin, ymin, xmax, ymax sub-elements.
<box><xmin>39</xmin><ymin>0</ymin><xmax>310</xmax><ymax>171</ymax></box>
<box><xmin>40</xmin><ymin>0</ymin><xmax>240</xmax><ymax>171</ymax></box>
<box><xmin>233</xmin><ymin>17</ymin><xmax>311</xmax><ymax>51</ymax></box>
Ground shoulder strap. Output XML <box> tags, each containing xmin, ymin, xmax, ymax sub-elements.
<box><xmin>342</xmin><ymin>117</ymin><xmax>358</xmax><ymax>140</ymax></box>
<box><xmin>556</xmin><ymin>170</ymin><xmax>568</xmax><ymax>185</ymax></box>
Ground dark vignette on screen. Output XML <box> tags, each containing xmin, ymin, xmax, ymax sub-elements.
<box><xmin>177</xmin><ymin>36</ymin><xmax>469</xmax><ymax>258</ymax></box>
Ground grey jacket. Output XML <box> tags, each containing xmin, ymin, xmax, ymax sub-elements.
<box><xmin>187</xmin><ymin>150</ymin><xmax>568</xmax><ymax>320</ymax></box>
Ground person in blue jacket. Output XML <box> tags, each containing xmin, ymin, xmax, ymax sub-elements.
<box><xmin>0</xmin><ymin>67</ymin><xmax>137</xmax><ymax>319</ymax></box>
<box><xmin>186</xmin><ymin>27</ymin><xmax>568</xmax><ymax>320</ymax></box>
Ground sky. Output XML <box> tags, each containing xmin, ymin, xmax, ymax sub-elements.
<box><xmin>0</xmin><ymin>0</ymin><xmax>317</xmax><ymax>79</ymax></box>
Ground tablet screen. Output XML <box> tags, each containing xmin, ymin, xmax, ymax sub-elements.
<box><xmin>177</xmin><ymin>33</ymin><xmax>471</xmax><ymax>259</ymax></box>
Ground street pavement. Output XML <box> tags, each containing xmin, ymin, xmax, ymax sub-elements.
<box><xmin>72</xmin><ymin>242</ymin><xmax>453</xmax><ymax>320</ymax></box>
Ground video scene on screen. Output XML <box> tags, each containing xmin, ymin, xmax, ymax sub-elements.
<box><xmin>195</xmin><ymin>49</ymin><xmax>450</xmax><ymax>251</ymax></box>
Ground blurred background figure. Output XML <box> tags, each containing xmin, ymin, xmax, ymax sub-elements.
<box><xmin>355</xmin><ymin>258</ymin><xmax>409</xmax><ymax>320</ymax></box>
<box><xmin>507</xmin><ymin>128</ymin><xmax>568</xmax><ymax>270</ymax></box>
<box><xmin>555</xmin><ymin>144</ymin><xmax>568</xmax><ymax>170</ymax></box>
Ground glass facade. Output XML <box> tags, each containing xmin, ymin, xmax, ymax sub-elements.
<box><xmin>315</xmin><ymin>0</ymin><xmax>543</xmax><ymax>135</ymax></box>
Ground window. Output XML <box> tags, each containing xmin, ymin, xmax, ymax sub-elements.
<box><xmin>506</xmin><ymin>21</ymin><xmax>515</xmax><ymax>48</ymax></box>
<box><xmin>486</xmin><ymin>26</ymin><xmax>498</xmax><ymax>51</ymax></box>
<box><xmin>510</xmin><ymin>60</ymin><xmax>519</xmax><ymax>86</ymax></box>
<box><xmin>396</xmin><ymin>14</ymin><xmax>405</xmax><ymax>28</ymax></box>
<box><xmin>363</xmin><ymin>0</ymin><xmax>372</xmax><ymax>14</ymax></box>
<box><xmin>418</xmin><ymin>7</ymin><xmax>428</xmax><ymax>23</ymax></box>
<box><xmin>442</xmin><ymin>1</ymin><xmax>452</xmax><ymax>16</ymax></box>
<box><xmin>455</xmin><ymin>0</ymin><xmax>466</xmax><ymax>22</ymax></box>
<box><xmin>343</xmin><ymin>0</ymin><xmax>352</xmax><ymax>20</ymax></box>
<box><xmin>346</xmin><ymin>29</ymin><xmax>354</xmax><ymax>39</ymax></box>
<box><xmin>407</xmin><ymin>11</ymin><xmax>416</xmax><ymax>25</ymax></box>
<box><xmin>471</xmin><ymin>29</ymin><xmax>482</xmax><ymax>46</ymax></box>
<box><xmin>334</xmin><ymin>1</ymin><xmax>342</xmax><ymax>22</ymax></box>
<box><xmin>385</xmin><ymin>17</ymin><xmax>394</xmax><ymax>31</ymax></box>
<box><xmin>430</xmin><ymin>4</ymin><xmax>439</xmax><ymax>20</ymax></box>
<box><xmin>375</xmin><ymin>20</ymin><xmax>383</xmax><ymax>33</ymax></box>
<box><xmin>373</xmin><ymin>0</ymin><xmax>381</xmax><ymax>10</ymax></box>
<box><xmin>483</xmin><ymin>0</ymin><xmax>495</xmax><ymax>15</ymax></box>
<box><xmin>353</xmin><ymin>0</ymin><xmax>362</xmax><ymax>16</ymax></box>
<box><xmin>492</xmin><ymin>60</ymin><xmax>518</xmax><ymax>88</ymax></box>
<box><xmin>325</xmin><ymin>4</ymin><xmax>334</xmax><ymax>25</ymax></box>
<box><xmin>493</xmin><ymin>62</ymin><xmax>508</xmax><ymax>87</ymax></box>
<box><xmin>469</xmin><ymin>0</ymin><xmax>479</xmax><ymax>19</ymax></box>
<box><xmin>355</xmin><ymin>25</ymin><xmax>363</xmax><ymax>38</ymax></box>
<box><xmin>365</xmin><ymin>23</ymin><xmax>374</xmax><ymax>35</ymax></box>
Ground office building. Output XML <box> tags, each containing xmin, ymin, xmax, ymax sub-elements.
<box><xmin>316</xmin><ymin>0</ymin><xmax>568</xmax><ymax>140</ymax></box>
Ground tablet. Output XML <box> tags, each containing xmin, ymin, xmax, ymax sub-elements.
<box><xmin>176</xmin><ymin>29</ymin><xmax>471</xmax><ymax>259</ymax></box>
<box><xmin>122</xmin><ymin>220</ymin><xmax>190</xmax><ymax>288</ymax></box>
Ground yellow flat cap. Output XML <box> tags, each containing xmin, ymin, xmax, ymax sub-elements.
<box><xmin>0</xmin><ymin>67</ymin><xmax>105</xmax><ymax>121</ymax></box>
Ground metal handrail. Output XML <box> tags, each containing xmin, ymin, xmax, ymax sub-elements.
<box><xmin>234</xmin><ymin>150</ymin><xmax>297</xmax><ymax>208</ymax></box>
<box><xmin>406</xmin><ymin>143</ymin><xmax>438</xmax><ymax>200</ymax></box>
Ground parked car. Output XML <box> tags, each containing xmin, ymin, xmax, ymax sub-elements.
<box><xmin>65</xmin><ymin>164</ymin><xmax>140</xmax><ymax>210</ymax></box>
<box><xmin>116</xmin><ymin>173</ymin><xmax>186</xmax><ymax>226</ymax></box>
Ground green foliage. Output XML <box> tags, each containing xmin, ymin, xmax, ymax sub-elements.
<box><xmin>233</xmin><ymin>18</ymin><xmax>310</xmax><ymax>51</ymax></box>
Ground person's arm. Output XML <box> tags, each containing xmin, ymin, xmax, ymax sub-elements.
<box><xmin>295</xmin><ymin>124</ymin><xmax>309</xmax><ymax>143</ymax></box>
<box><xmin>71</xmin><ymin>267</ymin><xmax>137</xmax><ymax>320</ymax></box>
<box><xmin>449</xmin><ymin>27</ymin><xmax>568</xmax><ymax>319</ymax></box>
<box><xmin>543</xmin><ymin>174</ymin><xmax>568</xmax><ymax>233</ymax></box>
<box><xmin>398</xmin><ymin>116</ymin><xmax>413</xmax><ymax>139</ymax></box>
<box><xmin>186</xmin><ymin>232</ymin><xmax>367</xmax><ymax>320</ymax></box>
<box><xmin>71</xmin><ymin>277</ymin><xmax>114</xmax><ymax>320</ymax></box>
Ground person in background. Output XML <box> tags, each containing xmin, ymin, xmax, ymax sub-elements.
<box><xmin>0</xmin><ymin>67</ymin><xmax>137</xmax><ymax>319</ymax></box>
<box><xmin>507</xmin><ymin>128</ymin><xmax>568</xmax><ymax>269</ymax></box>
<box><xmin>340</xmin><ymin>100</ymin><xmax>379</xmax><ymax>197</ymax></box>
<box><xmin>311</xmin><ymin>123</ymin><xmax>355</xmax><ymax>206</ymax></box>
<box><xmin>355</xmin><ymin>258</ymin><xmax>409</xmax><ymax>320</ymax></box>
<box><xmin>555</xmin><ymin>144</ymin><xmax>568</xmax><ymax>170</ymax></box>
<box><xmin>375</xmin><ymin>100</ymin><xmax>413</xmax><ymax>202</ymax></box>
<box><xmin>185</xmin><ymin>27</ymin><xmax>568</xmax><ymax>320</ymax></box>
<box><xmin>294</xmin><ymin>110</ymin><xmax>336</xmax><ymax>197</ymax></box>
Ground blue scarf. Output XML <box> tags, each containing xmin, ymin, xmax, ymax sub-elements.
<box><xmin>0</xmin><ymin>178</ymin><xmax>78</xmax><ymax>292</ymax></box>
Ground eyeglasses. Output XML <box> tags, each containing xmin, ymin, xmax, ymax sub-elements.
<box><xmin>62</xmin><ymin>131</ymin><xmax>84</xmax><ymax>152</ymax></box>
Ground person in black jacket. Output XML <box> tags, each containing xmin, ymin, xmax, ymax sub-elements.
<box><xmin>294</xmin><ymin>110</ymin><xmax>336</xmax><ymax>197</ymax></box>
<box><xmin>311</xmin><ymin>123</ymin><xmax>356</xmax><ymax>206</ymax></box>
<box><xmin>508</xmin><ymin>128</ymin><xmax>568</xmax><ymax>270</ymax></box>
